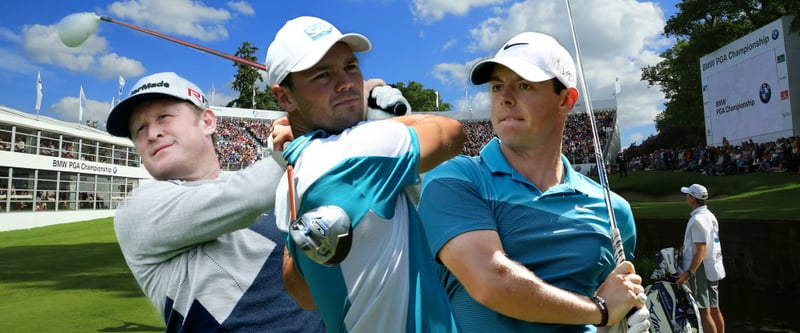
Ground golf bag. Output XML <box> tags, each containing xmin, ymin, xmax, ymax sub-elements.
<box><xmin>645</xmin><ymin>247</ymin><xmax>703</xmax><ymax>333</ymax></box>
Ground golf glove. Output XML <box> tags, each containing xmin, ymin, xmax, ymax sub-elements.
<box><xmin>266</xmin><ymin>134</ymin><xmax>288</xmax><ymax>169</ymax></box>
<box><xmin>605</xmin><ymin>306</ymin><xmax>650</xmax><ymax>333</ymax></box>
<box><xmin>365</xmin><ymin>85</ymin><xmax>410</xmax><ymax>120</ymax></box>
<box><xmin>626</xmin><ymin>306</ymin><xmax>651</xmax><ymax>333</ymax></box>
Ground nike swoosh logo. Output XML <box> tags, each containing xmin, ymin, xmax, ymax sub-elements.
<box><xmin>503</xmin><ymin>42</ymin><xmax>528</xmax><ymax>50</ymax></box>
<box><xmin>574</xmin><ymin>204</ymin><xmax>592</xmax><ymax>213</ymax></box>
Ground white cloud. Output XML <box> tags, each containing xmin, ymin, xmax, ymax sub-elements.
<box><xmin>441</xmin><ymin>39</ymin><xmax>457</xmax><ymax>52</ymax></box>
<box><xmin>50</xmin><ymin>95</ymin><xmax>113</xmax><ymax>126</ymax></box>
<box><xmin>429</xmin><ymin>0</ymin><xmax>670</xmax><ymax>133</ymax></box>
<box><xmin>96</xmin><ymin>53</ymin><xmax>146</xmax><ymax>80</ymax></box>
<box><xmin>628</xmin><ymin>132</ymin><xmax>645</xmax><ymax>146</ymax></box>
<box><xmin>107</xmin><ymin>0</ymin><xmax>233</xmax><ymax>42</ymax></box>
<box><xmin>432</xmin><ymin>62</ymin><xmax>472</xmax><ymax>87</ymax></box>
<box><xmin>412</xmin><ymin>0</ymin><xmax>507</xmax><ymax>23</ymax></box>
<box><xmin>0</xmin><ymin>27</ymin><xmax>21</xmax><ymax>43</ymax></box>
<box><xmin>21</xmin><ymin>23</ymin><xmax>145</xmax><ymax>79</ymax></box>
<box><xmin>227</xmin><ymin>1</ymin><xmax>255</xmax><ymax>16</ymax></box>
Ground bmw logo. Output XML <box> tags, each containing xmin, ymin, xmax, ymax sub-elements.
<box><xmin>772</xmin><ymin>29</ymin><xmax>780</xmax><ymax>40</ymax></box>
<box><xmin>759</xmin><ymin>83</ymin><xmax>771</xmax><ymax>103</ymax></box>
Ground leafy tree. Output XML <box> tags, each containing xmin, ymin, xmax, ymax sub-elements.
<box><xmin>227</xmin><ymin>42</ymin><xmax>279</xmax><ymax>110</ymax></box>
<box><xmin>639</xmin><ymin>0</ymin><xmax>798</xmax><ymax>150</ymax></box>
<box><xmin>389</xmin><ymin>81</ymin><xmax>451</xmax><ymax>112</ymax></box>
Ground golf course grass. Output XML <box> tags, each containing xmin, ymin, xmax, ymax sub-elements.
<box><xmin>0</xmin><ymin>169</ymin><xmax>797</xmax><ymax>332</ymax></box>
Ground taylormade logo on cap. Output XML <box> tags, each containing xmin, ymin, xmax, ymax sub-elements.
<box><xmin>128</xmin><ymin>78</ymin><xmax>207</xmax><ymax>106</ymax></box>
<box><xmin>106</xmin><ymin>72</ymin><xmax>207</xmax><ymax>138</ymax></box>
<box><xmin>470</xmin><ymin>32</ymin><xmax>576</xmax><ymax>89</ymax></box>
<box><xmin>265</xmin><ymin>16</ymin><xmax>371</xmax><ymax>86</ymax></box>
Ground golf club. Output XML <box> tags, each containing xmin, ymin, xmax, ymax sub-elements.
<box><xmin>564</xmin><ymin>0</ymin><xmax>625</xmax><ymax>265</ymax></box>
<box><xmin>57</xmin><ymin>12</ymin><xmax>266</xmax><ymax>71</ymax></box>
<box><xmin>57</xmin><ymin>12</ymin><xmax>407</xmax><ymax>114</ymax></box>
<box><xmin>564</xmin><ymin>1</ymin><xmax>637</xmax><ymax>331</ymax></box>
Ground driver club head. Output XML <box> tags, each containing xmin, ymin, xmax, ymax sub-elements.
<box><xmin>57</xmin><ymin>12</ymin><xmax>101</xmax><ymax>48</ymax></box>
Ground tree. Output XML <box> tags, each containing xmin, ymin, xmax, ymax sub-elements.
<box><xmin>639</xmin><ymin>0</ymin><xmax>798</xmax><ymax>150</ymax></box>
<box><xmin>227</xmin><ymin>42</ymin><xmax>279</xmax><ymax>110</ymax></box>
<box><xmin>389</xmin><ymin>81</ymin><xmax>451</xmax><ymax>112</ymax></box>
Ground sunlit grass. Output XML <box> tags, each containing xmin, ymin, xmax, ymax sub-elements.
<box><xmin>0</xmin><ymin>170</ymin><xmax>797</xmax><ymax>331</ymax></box>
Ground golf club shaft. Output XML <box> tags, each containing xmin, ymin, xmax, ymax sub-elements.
<box><xmin>100</xmin><ymin>16</ymin><xmax>267</xmax><ymax>71</ymax></box>
<box><xmin>100</xmin><ymin>15</ymin><xmax>408</xmax><ymax>113</ymax></box>
<box><xmin>564</xmin><ymin>0</ymin><xmax>625</xmax><ymax>265</ymax></box>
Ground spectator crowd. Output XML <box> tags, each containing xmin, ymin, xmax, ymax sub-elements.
<box><xmin>622</xmin><ymin>136</ymin><xmax>800</xmax><ymax>176</ymax></box>
<box><xmin>215</xmin><ymin>118</ymin><xmax>273</xmax><ymax>170</ymax></box>
<box><xmin>460</xmin><ymin>108</ymin><xmax>616</xmax><ymax>165</ymax></box>
<box><xmin>211</xmin><ymin>112</ymin><xmax>800</xmax><ymax>178</ymax></box>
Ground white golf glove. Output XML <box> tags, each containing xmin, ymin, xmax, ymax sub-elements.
<box><xmin>265</xmin><ymin>135</ymin><xmax>288</xmax><ymax>169</ymax></box>
<box><xmin>365</xmin><ymin>85</ymin><xmax>410</xmax><ymax>120</ymax></box>
<box><xmin>626</xmin><ymin>306</ymin><xmax>651</xmax><ymax>333</ymax></box>
<box><xmin>604</xmin><ymin>306</ymin><xmax>650</xmax><ymax>333</ymax></box>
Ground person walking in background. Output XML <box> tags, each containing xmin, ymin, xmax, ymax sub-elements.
<box><xmin>617</xmin><ymin>153</ymin><xmax>628</xmax><ymax>177</ymax></box>
<box><xmin>105</xmin><ymin>72</ymin><xmax>325</xmax><ymax>332</ymax></box>
<box><xmin>266</xmin><ymin>16</ymin><xmax>464</xmax><ymax>332</ymax></box>
<box><xmin>676</xmin><ymin>183</ymin><xmax>726</xmax><ymax>333</ymax></box>
<box><xmin>417</xmin><ymin>32</ymin><xmax>649</xmax><ymax>332</ymax></box>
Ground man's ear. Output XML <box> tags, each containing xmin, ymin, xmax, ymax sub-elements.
<box><xmin>200</xmin><ymin>108</ymin><xmax>217</xmax><ymax>136</ymax></box>
<box><xmin>272</xmin><ymin>84</ymin><xmax>296</xmax><ymax>112</ymax></box>
<box><xmin>559</xmin><ymin>87</ymin><xmax>579</xmax><ymax>114</ymax></box>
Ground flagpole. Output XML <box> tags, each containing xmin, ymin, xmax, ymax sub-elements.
<box><xmin>211</xmin><ymin>84</ymin><xmax>216</xmax><ymax>106</ymax></box>
<box><xmin>35</xmin><ymin>71</ymin><xmax>43</xmax><ymax>120</ymax></box>
<box><xmin>118</xmin><ymin>75</ymin><xmax>125</xmax><ymax>105</ymax></box>
<box><xmin>614</xmin><ymin>77</ymin><xmax>621</xmax><ymax>111</ymax></box>
<box><xmin>78</xmin><ymin>85</ymin><xmax>85</xmax><ymax>126</ymax></box>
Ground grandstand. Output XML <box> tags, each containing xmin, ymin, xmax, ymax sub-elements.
<box><xmin>430</xmin><ymin>98</ymin><xmax>622</xmax><ymax>175</ymax></box>
<box><xmin>1</xmin><ymin>99</ymin><xmax>618</xmax><ymax>231</ymax></box>
<box><xmin>0</xmin><ymin>104</ymin><xmax>285</xmax><ymax>232</ymax></box>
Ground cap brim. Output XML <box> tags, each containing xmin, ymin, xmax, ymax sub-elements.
<box><xmin>106</xmin><ymin>93</ymin><xmax>177</xmax><ymax>138</ymax></box>
<box><xmin>680</xmin><ymin>187</ymin><xmax>690</xmax><ymax>194</ymax></box>
<box><xmin>470</xmin><ymin>57</ymin><xmax>556</xmax><ymax>85</ymax></box>
<box><xmin>292</xmin><ymin>33</ymin><xmax>371</xmax><ymax>73</ymax></box>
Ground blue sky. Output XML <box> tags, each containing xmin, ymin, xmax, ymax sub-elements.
<box><xmin>0</xmin><ymin>0</ymin><xmax>680</xmax><ymax>148</ymax></box>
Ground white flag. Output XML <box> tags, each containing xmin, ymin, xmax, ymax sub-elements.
<box><xmin>435</xmin><ymin>90</ymin><xmax>439</xmax><ymax>110</ymax></box>
<box><xmin>252</xmin><ymin>85</ymin><xmax>256</xmax><ymax>108</ymax></box>
<box><xmin>210</xmin><ymin>84</ymin><xmax>216</xmax><ymax>106</ymax></box>
<box><xmin>35</xmin><ymin>72</ymin><xmax>43</xmax><ymax>112</ymax></box>
<box><xmin>118</xmin><ymin>75</ymin><xmax>125</xmax><ymax>97</ymax></box>
<box><xmin>614</xmin><ymin>77</ymin><xmax>621</xmax><ymax>96</ymax></box>
<box><xmin>79</xmin><ymin>85</ymin><xmax>86</xmax><ymax>124</ymax></box>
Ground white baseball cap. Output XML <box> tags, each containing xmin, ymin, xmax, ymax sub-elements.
<box><xmin>681</xmin><ymin>184</ymin><xmax>709</xmax><ymax>200</ymax></box>
<box><xmin>265</xmin><ymin>16</ymin><xmax>371</xmax><ymax>86</ymax></box>
<box><xmin>107</xmin><ymin>72</ymin><xmax>208</xmax><ymax>138</ymax></box>
<box><xmin>470</xmin><ymin>32</ymin><xmax>577</xmax><ymax>89</ymax></box>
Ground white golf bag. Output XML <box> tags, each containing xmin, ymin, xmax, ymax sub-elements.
<box><xmin>645</xmin><ymin>247</ymin><xmax>703</xmax><ymax>333</ymax></box>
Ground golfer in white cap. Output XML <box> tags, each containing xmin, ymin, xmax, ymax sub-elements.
<box><xmin>267</xmin><ymin>16</ymin><xmax>464</xmax><ymax>333</ymax></box>
<box><xmin>418</xmin><ymin>32</ymin><xmax>649</xmax><ymax>332</ymax></box>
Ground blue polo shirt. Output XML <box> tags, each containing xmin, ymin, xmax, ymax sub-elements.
<box><xmin>419</xmin><ymin>138</ymin><xmax>636</xmax><ymax>333</ymax></box>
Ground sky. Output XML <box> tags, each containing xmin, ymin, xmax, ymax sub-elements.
<box><xmin>0</xmin><ymin>0</ymin><xmax>681</xmax><ymax>148</ymax></box>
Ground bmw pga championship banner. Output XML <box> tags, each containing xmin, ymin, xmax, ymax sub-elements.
<box><xmin>699</xmin><ymin>16</ymin><xmax>794</xmax><ymax>146</ymax></box>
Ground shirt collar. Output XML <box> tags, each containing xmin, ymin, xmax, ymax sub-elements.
<box><xmin>479</xmin><ymin>137</ymin><xmax>589</xmax><ymax>196</ymax></box>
